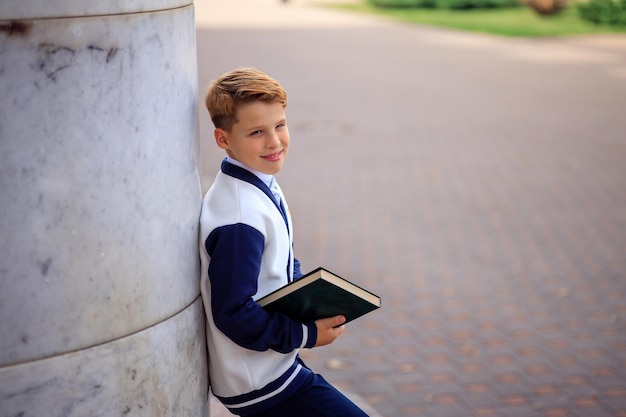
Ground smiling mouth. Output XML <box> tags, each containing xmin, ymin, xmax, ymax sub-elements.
<box><xmin>262</xmin><ymin>150</ymin><xmax>283</xmax><ymax>161</ymax></box>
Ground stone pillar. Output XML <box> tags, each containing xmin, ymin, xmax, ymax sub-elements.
<box><xmin>0</xmin><ymin>1</ymin><xmax>206</xmax><ymax>416</ymax></box>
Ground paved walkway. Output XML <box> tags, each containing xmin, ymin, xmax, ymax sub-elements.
<box><xmin>195</xmin><ymin>0</ymin><xmax>379</xmax><ymax>29</ymax></box>
<box><xmin>196</xmin><ymin>2</ymin><xmax>626</xmax><ymax>416</ymax></box>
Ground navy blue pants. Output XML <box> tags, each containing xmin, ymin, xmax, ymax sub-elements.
<box><xmin>244</xmin><ymin>373</ymin><xmax>369</xmax><ymax>417</ymax></box>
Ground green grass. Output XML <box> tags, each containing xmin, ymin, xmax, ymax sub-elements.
<box><xmin>330</xmin><ymin>2</ymin><xmax>626</xmax><ymax>36</ymax></box>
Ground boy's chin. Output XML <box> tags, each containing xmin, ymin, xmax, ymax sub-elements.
<box><xmin>261</xmin><ymin>162</ymin><xmax>285</xmax><ymax>175</ymax></box>
<box><xmin>262</xmin><ymin>167</ymin><xmax>283</xmax><ymax>175</ymax></box>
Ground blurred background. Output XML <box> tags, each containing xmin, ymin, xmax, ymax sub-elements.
<box><xmin>195</xmin><ymin>1</ymin><xmax>626</xmax><ymax>416</ymax></box>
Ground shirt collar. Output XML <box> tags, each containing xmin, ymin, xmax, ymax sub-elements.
<box><xmin>225</xmin><ymin>157</ymin><xmax>274</xmax><ymax>190</ymax></box>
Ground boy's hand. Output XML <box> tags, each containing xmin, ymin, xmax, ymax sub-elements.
<box><xmin>314</xmin><ymin>315</ymin><xmax>346</xmax><ymax>347</ymax></box>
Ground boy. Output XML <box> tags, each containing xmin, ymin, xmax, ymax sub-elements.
<box><xmin>200</xmin><ymin>68</ymin><xmax>368</xmax><ymax>417</ymax></box>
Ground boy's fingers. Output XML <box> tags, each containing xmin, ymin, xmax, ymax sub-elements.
<box><xmin>317</xmin><ymin>315</ymin><xmax>345</xmax><ymax>328</ymax></box>
<box><xmin>314</xmin><ymin>316</ymin><xmax>347</xmax><ymax>347</ymax></box>
<box><xmin>329</xmin><ymin>315</ymin><xmax>346</xmax><ymax>329</ymax></box>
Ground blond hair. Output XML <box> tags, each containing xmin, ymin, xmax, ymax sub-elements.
<box><xmin>205</xmin><ymin>68</ymin><xmax>287</xmax><ymax>132</ymax></box>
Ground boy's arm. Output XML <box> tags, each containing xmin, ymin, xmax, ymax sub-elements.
<box><xmin>205</xmin><ymin>223</ymin><xmax>317</xmax><ymax>353</ymax></box>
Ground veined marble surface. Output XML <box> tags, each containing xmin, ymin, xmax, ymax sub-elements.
<box><xmin>0</xmin><ymin>0</ymin><xmax>192</xmax><ymax>20</ymax></box>
<box><xmin>0</xmin><ymin>298</ymin><xmax>208</xmax><ymax>417</ymax></box>
<box><xmin>0</xmin><ymin>6</ymin><xmax>201</xmax><ymax>365</ymax></box>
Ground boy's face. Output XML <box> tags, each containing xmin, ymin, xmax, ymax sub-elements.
<box><xmin>215</xmin><ymin>101</ymin><xmax>289</xmax><ymax>175</ymax></box>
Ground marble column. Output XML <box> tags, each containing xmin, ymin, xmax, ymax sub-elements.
<box><xmin>0</xmin><ymin>1</ymin><xmax>207</xmax><ymax>416</ymax></box>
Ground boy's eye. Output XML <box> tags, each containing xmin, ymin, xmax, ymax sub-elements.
<box><xmin>250</xmin><ymin>130</ymin><xmax>262</xmax><ymax>136</ymax></box>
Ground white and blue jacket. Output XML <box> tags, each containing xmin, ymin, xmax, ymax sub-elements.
<box><xmin>200</xmin><ymin>160</ymin><xmax>318</xmax><ymax>415</ymax></box>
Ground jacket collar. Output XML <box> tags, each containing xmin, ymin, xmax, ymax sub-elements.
<box><xmin>221</xmin><ymin>159</ymin><xmax>289</xmax><ymax>228</ymax></box>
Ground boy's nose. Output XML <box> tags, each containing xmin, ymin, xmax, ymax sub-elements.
<box><xmin>266</xmin><ymin>132</ymin><xmax>280</xmax><ymax>147</ymax></box>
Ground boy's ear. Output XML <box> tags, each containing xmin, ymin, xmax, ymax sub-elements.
<box><xmin>214</xmin><ymin>128</ymin><xmax>230</xmax><ymax>150</ymax></box>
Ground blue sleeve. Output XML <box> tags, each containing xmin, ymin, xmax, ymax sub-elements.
<box><xmin>293</xmin><ymin>257</ymin><xmax>303</xmax><ymax>279</ymax></box>
<box><xmin>205</xmin><ymin>223</ymin><xmax>316</xmax><ymax>352</ymax></box>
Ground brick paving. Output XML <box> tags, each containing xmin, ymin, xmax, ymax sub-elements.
<box><xmin>196</xmin><ymin>1</ymin><xmax>626</xmax><ymax>416</ymax></box>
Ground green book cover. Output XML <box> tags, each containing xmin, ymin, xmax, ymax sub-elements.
<box><xmin>257</xmin><ymin>267</ymin><xmax>381</xmax><ymax>324</ymax></box>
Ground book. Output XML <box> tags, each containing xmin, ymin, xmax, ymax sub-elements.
<box><xmin>257</xmin><ymin>267</ymin><xmax>381</xmax><ymax>324</ymax></box>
